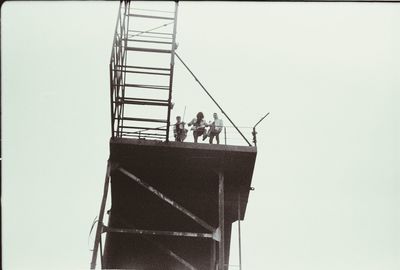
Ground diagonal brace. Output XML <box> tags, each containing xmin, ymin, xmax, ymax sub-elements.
<box><xmin>146</xmin><ymin>234</ymin><xmax>198</xmax><ymax>270</ymax></box>
<box><xmin>119</xmin><ymin>167</ymin><xmax>216</xmax><ymax>233</ymax></box>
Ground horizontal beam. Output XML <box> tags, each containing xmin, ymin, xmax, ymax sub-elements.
<box><xmin>112</xmin><ymin>68</ymin><xmax>170</xmax><ymax>76</ymax></box>
<box><xmin>126</xmin><ymin>46</ymin><xmax>172</xmax><ymax>54</ymax></box>
<box><xmin>122</xmin><ymin>117</ymin><xmax>168</xmax><ymax>123</ymax></box>
<box><xmin>125</xmin><ymin>39</ymin><xmax>173</xmax><ymax>45</ymax></box>
<box><xmin>113</xmin><ymin>83</ymin><xmax>169</xmax><ymax>90</ymax></box>
<box><xmin>103</xmin><ymin>226</ymin><xmax>214</xmax><ymax>239</ymax></box>
<box><xmin>119</xmin><ymin>126</ymin><xmax>167</xmax><ymax>131</ymax></box>
<box><xmin>119</xmin><ymin>167</ymin><xmax>216</xmax><ymax>233</ymax></box>
<box><xmin>115</xmin><ymin>101</ymin><xmax>169</xmax><ymax>106</ymax></box>
<box><xmin>128</xmin><ymin>13</ymin><xmax>174</xmax><ymax>20</ymax></box>
<box><xmin>115</xmin><ymin>64</ymin><xmax>170</xmax><ymax>71</ymax></box>
<box><xmin>128</xmin><ymin>34</ymin><xmax>173</xmax><ymax>40</ymax></box>
<box><xmin>130</xmin><ymin>30</ymin><xmax>173</xmax><ymax>36</ymax></box>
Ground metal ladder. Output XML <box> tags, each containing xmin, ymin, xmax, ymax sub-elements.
<box><xmin>110</xmin><ymin>1</ymin><xmax>179</xmax><ymax>141</ymax></box>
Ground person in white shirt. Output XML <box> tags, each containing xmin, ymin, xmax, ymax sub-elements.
<box><xmin>203</xmin><ymin>113</ymin><xmax>223</xmax><ymax>144</ymax></box>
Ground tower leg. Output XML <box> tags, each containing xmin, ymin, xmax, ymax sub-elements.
<box><xmin>211</xmin><ymin>240</ymin><xmax>216</xmax><ymax>270</ymax></box>
<box><xmin>90</xmin><ymin>161</ymin><xmax>111</xmax><ymax>269</ymax></box>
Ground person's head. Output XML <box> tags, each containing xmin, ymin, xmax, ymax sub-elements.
<box><xmin>213</xmin><ymin>113</ymin><xmax>218</xmax><ymax>120</ymax></box>
<box><xmin>196</xmin><ymin>112</ymin><xmax>204</xmax><ymax>120</ymax></box>
<box><xmin>176</xmin><ymin>116</ymin><xmax>181</xmax><ymax>122</ymax></box>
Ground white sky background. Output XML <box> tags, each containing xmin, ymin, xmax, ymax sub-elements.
<box><xmin>2</xmin><ymin>1</ymin><xmax>400</xmax><ymax>270</ymax></box>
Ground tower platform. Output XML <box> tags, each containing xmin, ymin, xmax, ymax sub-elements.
<box><xmin>102</xmin><ymin>138</ymin><xmax>257</xmax><ymax>269</ymax></box>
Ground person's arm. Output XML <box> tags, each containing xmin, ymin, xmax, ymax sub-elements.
<box><xmin>188</xmin><ymin>118</ymin><xmax>195</xmax><ymax>126</ymax></box>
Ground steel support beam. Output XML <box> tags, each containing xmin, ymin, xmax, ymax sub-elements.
<box><xmin>103</xmin><ymin>226</ymin><xmax>214</xmax><ymax>239</ymax></box>
<box><xmin>119</xmin><ymin>167</ymin><xmax>217</xmax><ymax>233</ymax></box>
<box><xmin>218</xmin><ymin>170</ymin><xmax>225</xmax><ymax>270</ymax></box>
<box><xmin>211</xmin><ymin>240</ymin><xmax>217</xmax><ymax>270</ymax></box>
<box><xmin>149</xmin><ymin>238</ymin><xmax>198</xmax><ymax>270</ymax></box>
<box><xmin>90</xmin><ymin>160</ymin><xmax>112</xmax><ymax>269</ymax></box>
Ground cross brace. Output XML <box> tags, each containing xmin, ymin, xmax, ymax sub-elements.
<box><xmin>118</xmin><ymin>167</ymin><xmax>217</xmax><ymax>234</ymax></box>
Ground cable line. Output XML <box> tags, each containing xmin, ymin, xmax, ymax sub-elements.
<box><xmin>175</xmin><ymin>52</ymin><xmax>252</xmax><ymax>146</ymax></box>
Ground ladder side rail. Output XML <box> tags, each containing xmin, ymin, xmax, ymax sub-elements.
<box><xmin>109</xmin><ymin>2</ymin><xmax>123</xmax><ymax>137</ymax></box>
<box><xmin>120</xmin><ymin>1</ymin><xmax>131</xmax><ymax>137</ymax></box>
<box><xmin>165</xmin><ymin>2</ymin><xmax>179</xmax><ymax>142</ymax></box>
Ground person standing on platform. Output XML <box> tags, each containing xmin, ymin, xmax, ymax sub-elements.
<box><xmin>173</xmin><ymin>116</ymin><xmax>187</xmax><ymax>142</ymax></box>
<box><xmin>187</xmin><ymin>112</ymin><xmax>207</xmax><ymax>143</ymax></box>
<box><xmin>204</xmin><ymin>113</ymin><xmax>224</xmax><ymax>144</ymax></box>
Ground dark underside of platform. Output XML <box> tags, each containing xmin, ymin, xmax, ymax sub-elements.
<box><xmin>103</xmin><ymin>138</ymin><xmax>257</xmax><ymax>270</ymax></box>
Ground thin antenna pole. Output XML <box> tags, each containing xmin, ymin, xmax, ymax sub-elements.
<box><xmin>183</xmin><ymin>106</ymin><xmax>187</xmax><ymax>122</ymax></box>
<box><xmin>254</xmin><ymin>112</ymin><xmax>270</xmax><ymax>129</ymax></box>
<box><xmin>252</xmin><ymin>112</ymin><xmax>270</xmax><ymax>147</ymax></box>
<box><xmin>175</xmin><ymin>53</ymin><xmax>252</xmax><ymax>147</ymax></box>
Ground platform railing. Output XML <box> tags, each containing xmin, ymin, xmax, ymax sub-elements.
<box><xmin>164</xmin><ymin>124</ymin><xmax>255</xmax><ymax>147</ymax></box>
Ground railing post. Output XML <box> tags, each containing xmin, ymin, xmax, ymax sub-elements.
<box><xmin>224</xmin><ymin>127</ymin><xmax>227</xmax><ymax>145</ymax></box>
<box><xmin>252</xmin><ymin>127</ymin><xmax>257</xmax><ymax>147</ymax></box>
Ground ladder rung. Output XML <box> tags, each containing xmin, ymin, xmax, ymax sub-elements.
<box><xmin>122</xmin><ymin>117</ymin><xmax>168</xmax><ymax>123</ymax></box>
<box><xmin>124</xmin><ymin>97</ymin><xmax>169</xmax><ymax>102</ymax></box>
<box><xmin>115</xmin><ymin>64</ymin><xmax>171</xmax><ymax>71</ymax></box>
<box><xmin>126</xmin><ymin>46</ymin><xmax>172</xmax><ymax>54</ymax></box>
<box><xmin>128</xmin><ymin>34</ymin><xmax>172</xmax><ymax>40</ymax></box>
<box><xmin>130</xmin><ymin>8</ymin><xmax>174</xmax><ymax>14</ymax></box>
<box><xmin>112</xmin><ymin>69</ymin><xmax>170</xmax><ymax>76</ymax></box>
<box><xmin>119</xmin><ymin>126</ymin><xmax>167</xmax><ymax>131</ymax></box>
<box><xmin>128</xmin><ymin>13</ymin><xmax>174</xmax><ymax>20</ymax></box>
<box><xmin>113</xmin><ymin>83</ymin><xmax>169</xmax><ymax>91</ymax></box>
<box><xmin>130</xmin><ymin>30</ymin><xmax>173</xmax><ymax>36</ymax></box>
<box><xmin>115</xmin><ymin>99</ymin><xmax>169</xmax><ymax>107</ymax></box>
<box><xmin>125</xmin><ymin>38</ymin><xmax>173</xmax><ymax>45</ymax></box>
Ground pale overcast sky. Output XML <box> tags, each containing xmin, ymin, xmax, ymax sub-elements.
<box><xmin>2</xmin><ymin>1</ymin><xmax>400</xmax><ymax>270</ymax></box>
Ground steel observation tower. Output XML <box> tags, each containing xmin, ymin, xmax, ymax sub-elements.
<box><xmin>90</xmin><ymin>2</ymin><xmax>259</xmax><ymax>269</ymax></box>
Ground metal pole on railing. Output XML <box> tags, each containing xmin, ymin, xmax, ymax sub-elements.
<box><xmin>252</xmin><ymin>112</ymin><xmax>270</xmax><ymax>147</ymax></box>
<box><xmin>224</xmin><ymin>127</ymin><xmax>227</xmax><ymax>145</ymax></box>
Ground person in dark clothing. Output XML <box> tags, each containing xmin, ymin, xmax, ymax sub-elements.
<box><xmin>173</xmin><ymin>116</ymin><xmax>187</xmax><ymax>142</ymax></box>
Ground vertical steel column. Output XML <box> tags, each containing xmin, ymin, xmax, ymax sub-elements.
<box><xmin>218</xmin><ymin>171</ymin><xmax>225</xmax><ymax>270</ymax></box>
<box><xmin>90</xmin><ymin>161</ymin><xmax>112</xmax><ymax>269</ymax></box>
<box><xmin>99</xmin><ymin>235</ymin><xmax>104</xmax><ymax>268</ymax></box>
<box><xmin>165</xmin><ymin>2</ymin><xmax>179</xmax><ymax>142</ymax></box>
<box><xmin>211</xmin><ymin>240</ymin><xmax>216</xmax><ymax>270</ymax></box>
<box><xmin>238</xmin><ymin>193</ymin><xmax>242</xmax><ymax>270</ymax></box>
